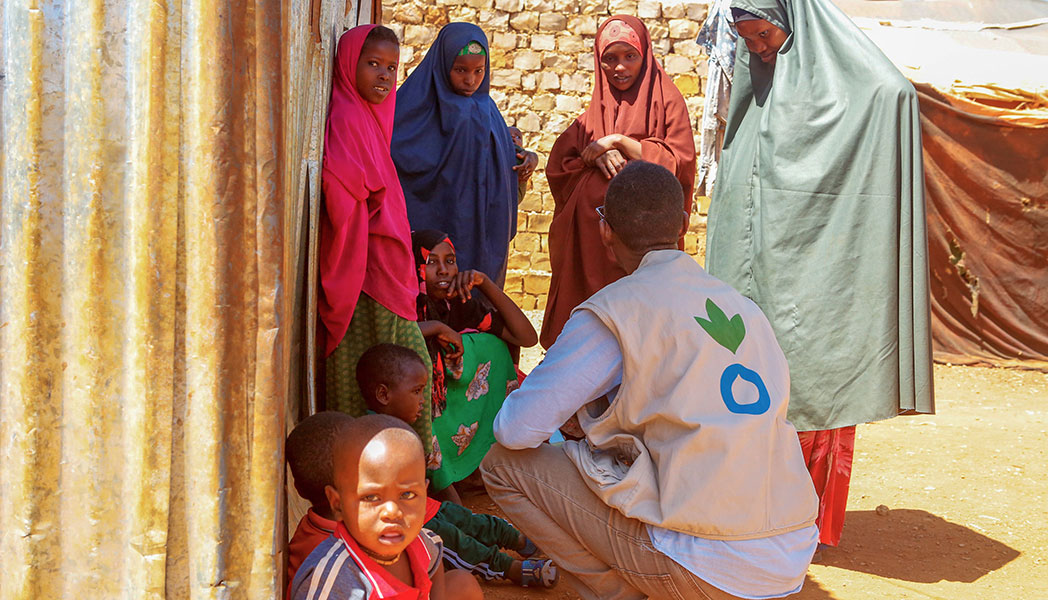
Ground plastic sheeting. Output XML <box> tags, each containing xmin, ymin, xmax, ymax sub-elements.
<box><xmin>0</xmin><ymin>0</ymin><xmax>304</xmax><ymax>597</ymax></box>
<box><xmin>918</xmin><ymin>83</ymin><xmax>1048</xmax><ymax>370</ymax></box>
<box><xmin>695</xmin><ymin>0</ymin><xmax>736</xmax><ymax>198</ymax></box>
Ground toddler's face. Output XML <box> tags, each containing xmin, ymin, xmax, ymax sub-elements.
<box><xmin>423</xmin><ymin>241</ymin><xmax>457</xmax><ymax>300</ymax></box>
<box><xmin>384</xmin><ymin>361</ymin><xmax>428</xmax><ymax>425</ymax></box>
<box><xmin>449</xmin><ymin>54</ymin><xmax>486</xmax><ymax>97</ymax></box>
<box><xmin>508</xmin><ymin>126</ymin><xmax>524</xmax><ymax>147</ymax></box>
<box><xmin>356</xmin><ymin>40</ymin><xmax>399</xmax><ymax>104</ymax></box>
<box><xmin>330</xmin><ymin>434</ymin><xmax>428</xmax><ymax>561</ymax></box>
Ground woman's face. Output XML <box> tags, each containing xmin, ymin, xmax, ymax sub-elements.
<box><xmin>449</xmin><ymin>54</ymin><xmax>486</xmax><ymax>97</ymax></box>
<box><xmin>735</xmin><ymin>19</ymin><xmax>788</xmax><ymax>64</ymax></box>
<box><xmin>423</xmin><ymin>241</ymin><xmax>458</xmax><ymax>299</ymax></box>
<box><xmin>600</xmin><ymin>41</ymin><xmax>643</xmax><ymax>92</ymax></box>
<box><xmin>355</xmin><ymin>40</ymin><xmax>399</xmax><ymax>104</ymax></box>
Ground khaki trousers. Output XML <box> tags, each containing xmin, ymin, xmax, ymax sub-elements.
<box><xmin>481</xmin><ymin>443</ymin><xmax>744</xmax><ymax>600</ymax></box>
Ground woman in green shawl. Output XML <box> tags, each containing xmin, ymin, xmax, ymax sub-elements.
<box><xmin>411</xmin><ymin>229</ymin><xmax>538</xmax><ymax>493</ymax></box>
<box><xmin>707</xmin><ymin>0</ymin><xmax>934</xmax><ymax>549</ymax></box>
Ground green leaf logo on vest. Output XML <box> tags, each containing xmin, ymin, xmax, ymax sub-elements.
<box><xmin>694</xmin><ymin>298</ymin><xmax>746</xmax><ymax>354</ymax></box>
<box><xmin>695</xmin><ymin>299</ymin><xmax>771</xmax><ymax>415</ymax></box>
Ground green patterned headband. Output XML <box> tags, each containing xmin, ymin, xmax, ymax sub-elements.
<box><xmin>458</xmin><ymin>41</ymin><xmax>486</xmax><ymax>56</ymax></box>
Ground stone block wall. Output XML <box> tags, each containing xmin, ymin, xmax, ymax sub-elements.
<box><xmin>382</xmin><ymin>0</ymin><xmax>712</xmax><ymax>310</ymax></box>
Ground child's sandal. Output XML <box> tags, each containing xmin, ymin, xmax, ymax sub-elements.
<box><xmin>520</xmin><ymin>559</ymin><xmax>558</xmax><ymax>588</ymax></box>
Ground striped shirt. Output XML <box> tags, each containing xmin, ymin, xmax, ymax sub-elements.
<box><xmin>290</xmin><ymin>529</ymin><xmax>442</xmax><ymax>600</ymax></box>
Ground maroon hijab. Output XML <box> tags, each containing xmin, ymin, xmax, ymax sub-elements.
<box><xmin>541</xmin><ymin>16</ymin><xmax>696</xmax><ymax>348</ymax></box>
<box><xmin>589</xmin><ymin>16</ymin><xmax>690</xmax><ymax>153</ymax></box>
<box><xmin>547</xmin><ymin>14</ymin><xmax>696</xmax><ymax>206</ymax></box>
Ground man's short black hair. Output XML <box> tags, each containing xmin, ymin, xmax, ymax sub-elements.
<box><xmin>604</xmin><ymin>161</ymin><xmax>686</xmax><ymax>252</ymax></box>
<box><xmin>286</xmin><ymin>411</ymin><xmax>355</xmax><ymax>508</ymax></box>
<box><xmin>356</xmin><ymin>343</ymin><xmax>427</xmax><ymax>405</ymax></box>
<box><xmin>363</xmin><ymin>25</ymin><xmax>399</xmax><ymax>49</ymax></box>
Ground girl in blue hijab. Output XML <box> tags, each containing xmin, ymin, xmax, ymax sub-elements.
<box><xmin>392</xmin><ymin>23</ymin><xmax>537</xmax><ymax>285</ymax></box>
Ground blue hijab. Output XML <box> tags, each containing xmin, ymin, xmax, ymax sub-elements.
<box><xmin>392</xmin><ymin>23</ymin><xmax>517</xmax><ymax>283</ymax></box>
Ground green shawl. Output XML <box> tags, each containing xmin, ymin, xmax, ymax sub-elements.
<box><xmin>429</xmin><ymin>333</ymin><xmax>516</xmax><ymax>489</ymax></box>
<box><xmin>707</xmin><ymin>0</ymin><xmax>934</xmax><ymax>431</ymax></box>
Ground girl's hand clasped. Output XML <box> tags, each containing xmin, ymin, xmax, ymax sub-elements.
<box><xmin>582</xmin><ymin>134</ymin><xmax>628</xmax><ymax>179</ymax></box>
<box><xmin>447</xmin><ymin>269</ymin><xmax>488</xmax><ymax>302</ymax></box>
<box><xmin>594</xmin><ymin>149</ymin><xmax>626</xmax><ymax>179</ymax></box>
<box><xmin>581</xmin><ymin>134</ymin><xmax>620</xmax><ymax>164</ymax></box>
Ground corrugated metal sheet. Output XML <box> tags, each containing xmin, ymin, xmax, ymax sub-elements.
<box><xmin>0</xmin><ymin>0</ymin><xmax>296</xmax><ymax>596</ymax></box>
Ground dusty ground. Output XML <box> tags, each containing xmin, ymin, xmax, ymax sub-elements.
<box><xmin>467</xmin><ymin>356</ymin><xmax>1048</xmax><ymax>599</ymax></box>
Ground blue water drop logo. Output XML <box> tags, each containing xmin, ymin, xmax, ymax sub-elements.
<box><xmin>719</xmin><ymin>363</ymin><xmax>771</xmax><ymax>415</ymax></box>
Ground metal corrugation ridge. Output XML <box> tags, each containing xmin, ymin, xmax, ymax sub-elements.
<box><xmin>1</xmin><ymin>0</ymin><xmax>287</xmax><ymax>597</ymax></box>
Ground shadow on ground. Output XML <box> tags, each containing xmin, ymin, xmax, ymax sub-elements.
<box><xmin>818</xmin><ymin>509</ymin><xmax>1019</xmax><ymax>583</ymax></box>
<box><xmin>788</xmin><ymin>575</ymin><xmax>836</xmax><ymax>599</ymax></box>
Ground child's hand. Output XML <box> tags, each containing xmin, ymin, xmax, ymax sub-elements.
<box><xmin>581</xmin><ymin>134</ymin><xmax>620</xmax><ymax>165</ymax></box>
<box><xmin>435</xmin><ymin>323</ymin><xmax>464</xmax><ymax>360</ymax></box>
<box><xmin>448</xmin><ymin>270</ymin><xmax>487</xmax><ymax>302</ymax></box>
<box><xmin>513</xmin><ymin>150</ymin><xmax>539</xmax><ymax>182</ymax></box>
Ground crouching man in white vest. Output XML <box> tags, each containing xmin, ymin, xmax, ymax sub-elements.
<box><xmin>482</xmin><ymin>161</ymin><xmax>820</xmax><ymax>600</ymax></box>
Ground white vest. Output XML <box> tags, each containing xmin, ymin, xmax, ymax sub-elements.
<box><xmin>564</xmin><ymin>250</ymin><xmax>818</xmax><ymax>540</ymax></box>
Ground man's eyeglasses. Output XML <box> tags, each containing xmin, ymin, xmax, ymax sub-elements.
<box><xmin>595</xmin><ymin>205</ymin><xmax>606</xmax><ymax>221</ymax></box>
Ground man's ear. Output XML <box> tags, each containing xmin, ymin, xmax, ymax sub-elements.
<box><xmin>599</xmin><ymin>218</ymin><xmax>621</xmax><ymax>264</ymax></box>
<box><xmin>374</xmin><ymin>383</ymin><xmax>392</xmax><ymax>406</ymax></box>
<box><xmin>680</xmin><ymin>210</ymin><xmax>690</xmax><ymax>238</ymax></box>
<box><xmin>598</xmin><ymin>217</ymin><xmax>614</xmax><ymax>248</ymax></box>
<box><xmin>325</xmin><ymin>484</ymin><xmax>343</xmax><ymax>521</ymax></box>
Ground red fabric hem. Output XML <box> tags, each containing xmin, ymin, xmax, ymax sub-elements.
<box><xmin>798</xmin><ymin>426</ymin><xmax>856</xmax><ymax>546</ymax></box>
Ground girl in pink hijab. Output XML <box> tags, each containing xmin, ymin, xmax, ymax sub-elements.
<box><xmin>319</xmin><ymin>24</ymin><xmax>434</xmax><ymax>457</ymax></box>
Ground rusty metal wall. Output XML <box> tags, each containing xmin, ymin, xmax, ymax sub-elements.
<box><xmin>0</xmin><ymin>0</ymin><xmax>289</xmax><ymax>597</ymax></box>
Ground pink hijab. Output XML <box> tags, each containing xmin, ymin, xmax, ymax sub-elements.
<box><xmin>319</xmin><ymin>25</ymin><xmax>417</xmax><ymax>356</ymax></box>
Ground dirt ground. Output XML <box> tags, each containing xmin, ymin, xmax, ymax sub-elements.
<box><xmin>465</xmin><ymin>362</ymin><xmax>1048</xmax><ymax>599</ymax></box>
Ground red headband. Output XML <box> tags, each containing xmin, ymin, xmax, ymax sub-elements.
<box><xmin>598</xmin><ymin>19</ymin><xmax>643</xmax><ymax>56</ymax></box>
